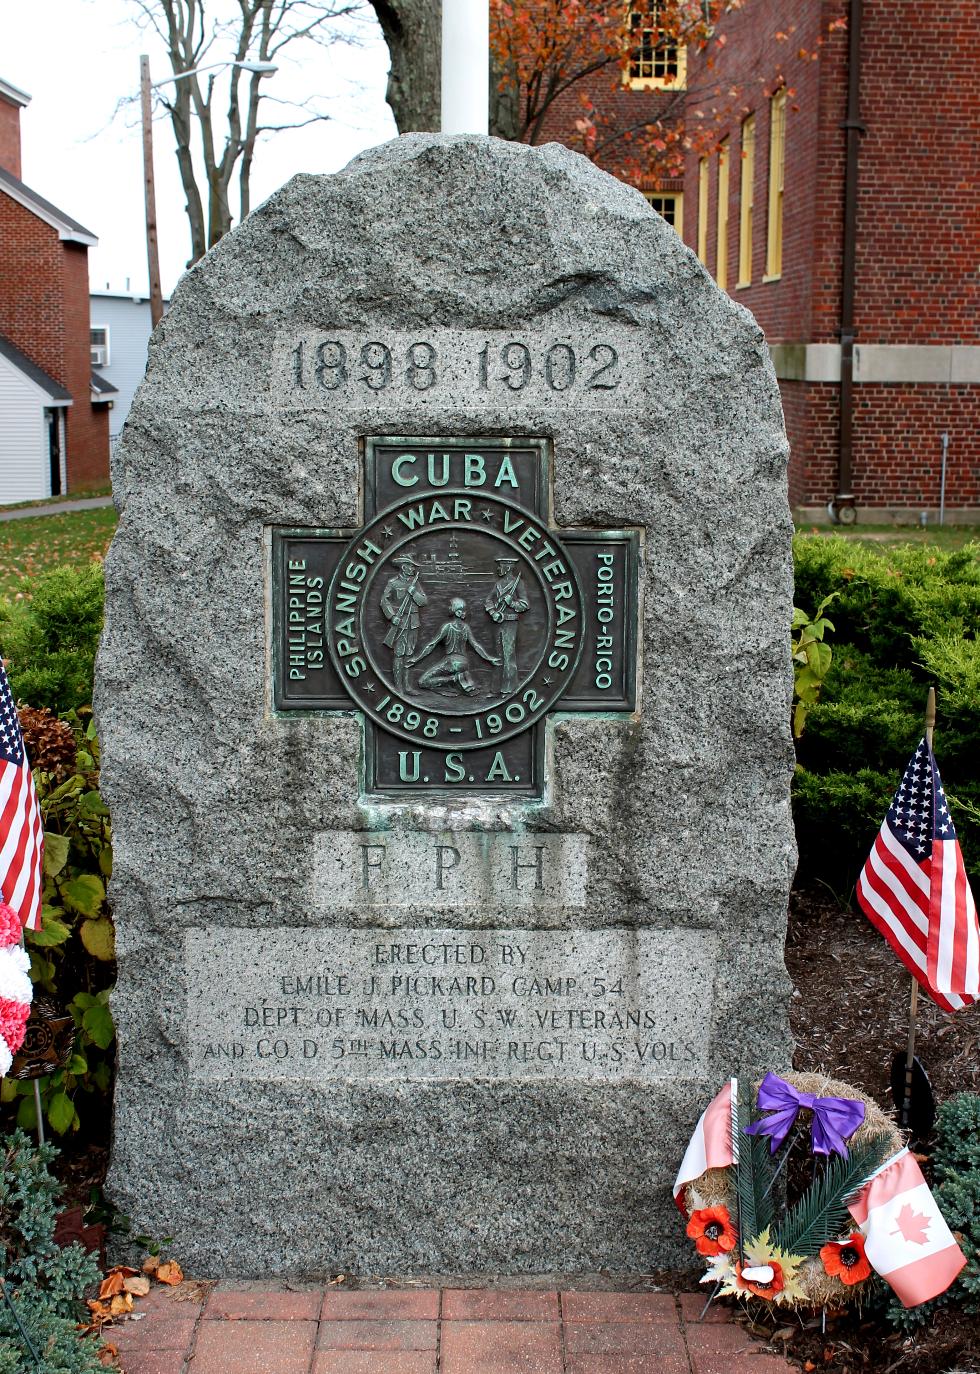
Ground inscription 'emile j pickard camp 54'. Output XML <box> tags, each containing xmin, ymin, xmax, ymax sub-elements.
<box><xmin>272</xmin><ymin>438</ymin><xmax>640</xmax><ymax>798</ymax></box>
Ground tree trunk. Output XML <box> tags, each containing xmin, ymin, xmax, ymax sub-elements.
<box><xmin>489</xmin><ymin>52</ymin><xmax>520</xmax><ymax>140</ymax></box>
<box><xmin>368</xmin><ymin>0</ymin><xmax>442</xmax><ymax>133</ymax></box>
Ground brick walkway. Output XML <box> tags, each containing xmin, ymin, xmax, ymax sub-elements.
<box><xmin>112</xmin><ymin>1284</ymin><xmax>797</xmax><ymax>1374</ymax></box>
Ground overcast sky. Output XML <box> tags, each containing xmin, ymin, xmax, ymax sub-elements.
<box><xmin>2</xmin><ymin>0</ymin><xmax>396</xmax><ymax>297</ymax></box>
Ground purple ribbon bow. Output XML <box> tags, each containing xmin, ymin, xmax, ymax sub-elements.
<box><xmin>744</xmin><ymin>1072</ymin><xmax>866</xmax><ymax>1158</ymax></box>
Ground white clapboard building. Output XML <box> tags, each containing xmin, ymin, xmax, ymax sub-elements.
<box><xmin>0</xmin><ymin>332</ymin><xmax>72</xmax><ymax>503</ymax></box>
<box><xmin>90</xmin><ymin>289</ymin><xmax>166</xmax><ymax>446</ymax></box>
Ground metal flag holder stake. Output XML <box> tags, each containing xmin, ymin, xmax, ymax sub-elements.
<box><xmin>890</xmin><ymin>687</ymin><xmax>937</xmax><ymax>1140</ymax></box>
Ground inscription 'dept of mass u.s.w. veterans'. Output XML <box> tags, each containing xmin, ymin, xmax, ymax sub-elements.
<box><xmin>271</xmin><ymin>437</ymin><xmax>640</xmax><ymax>799</ymax></box>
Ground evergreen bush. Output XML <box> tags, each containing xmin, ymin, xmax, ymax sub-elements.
<box><xmin>0</xmin><ymin>1129</ymin><xmax>108</xmax><ymax>1372</ymax></box>
<box><xmin>0</xmin><ymin>565</ymin><xmax>104</xmax><ymax>715</ymax></box>
<box><xmin>0</xmin><ymin>713</ymin><xmax>116</xmax><ymax>1140</ymax></box>
<box><xmin>792</xmin><ymin>537</ymin><xmax>980</xmax><ymax>890</ymax></box>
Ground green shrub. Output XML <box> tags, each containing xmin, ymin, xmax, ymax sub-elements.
<box><xmin>792</xmin><ymin>767</ymin><xmax>896</xmax><ymax>900</ymax></box>
<box><xmin>1</xmin><ymin>713</ymin><xmax>115</xmax><ymax>1139</ymax></box>
<box><xmin>0</xmin><ymin>1129</ymin><xmax>109</xmax><ymax>1372</ymax></box>
<box><xmin>0</xmin><ymin>565</ymin><xmax>104</xmax><ymax>714</ymax></box>
<box><xmin>887</xmin><ymin>1094</ymin><xmax>980</xmax><ymax>1331</ymax></box>
<box><xmin>791</xmin><ymin>537</ymin><xmax>979</xmax><ymax>889</ymax></box>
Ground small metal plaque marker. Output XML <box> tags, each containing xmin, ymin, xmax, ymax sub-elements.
<box><xmin>272</xmin><ymin>437</ymin><xmax>640</xmax><ymax>799</ymax></box>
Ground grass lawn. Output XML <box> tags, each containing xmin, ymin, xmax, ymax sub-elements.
<box><xmin>796</xmin><ymin>522</ymin><xmax>980</xmax><ymax>553</ymax></box>
<box><xmin>0</xmin><ymin>506</ymin><xmax>118</xmax><ymax>600</ymax></box>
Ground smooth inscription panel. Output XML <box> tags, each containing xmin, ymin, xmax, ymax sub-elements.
<box><xmin>272</xmin><ymin>331</ymin><xmax>647</xmax><ymax>409</ymax></box>
<box><xmin>314</xmin><ymin>832</ymin><xmax>588</xmax><ymax>912</ymax></box>
<box><xmin>187</xmin><ymin>927</ymin><xmax>718</xmax><ymax>1082</ymax></box>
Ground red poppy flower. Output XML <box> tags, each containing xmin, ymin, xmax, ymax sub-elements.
<box><xmin>820</xmin><ymin>1233</ymin><xmax>872</xmax><ymax>1286</ymax></box>
<box><xmin>686</xmin><ymin>1206</ymin><xmax>737</xmax><ymax>1256</ymax></box>
<box><xmin>735</xmin><ymin>1260</ymin><xmax>785</xmax><ymax>1300</ymax></box>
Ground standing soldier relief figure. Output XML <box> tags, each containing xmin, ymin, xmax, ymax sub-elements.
<box><xmin>381</xmin><ymin>554</ymin><xmax>427</xmax><ymax>693</ymax></box>
<box><xmin>485</xmin><ymin>556</ymin><xmax>529</xmax><ymax>695</ymax></box>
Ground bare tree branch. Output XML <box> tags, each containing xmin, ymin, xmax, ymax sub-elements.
<box><xmin>127</xmin><ymin>0</ymin><xmax>366</xmax><ymax>263</ymax></box>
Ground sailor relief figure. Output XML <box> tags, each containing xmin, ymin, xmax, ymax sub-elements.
<box><xmin>485</xmin><ymin>556</ymin><xmax>529</xmax><ymax>695</ymax></box>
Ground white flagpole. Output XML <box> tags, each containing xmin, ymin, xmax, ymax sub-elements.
<box><xmin>441</xmin><ymin>0</ymin><xmax>489</xmax><ymax>135</ymax></box>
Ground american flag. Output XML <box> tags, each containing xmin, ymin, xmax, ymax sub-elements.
<box><xmin>0</xmin><ymin>664</ymin><xmax>43</xmax><ymax>931</ymax></box>
<box><xmin>857</xmin><ymin>738</ymin><xmax>979</xmax><ymax>1012</ymax></box>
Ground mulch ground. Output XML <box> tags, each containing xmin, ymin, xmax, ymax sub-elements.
<box><xmin>44</xmin><ymin>885</ymin><xmax>980</xmax><ymax>1374</ymax></box>
<box><xmin>776</xmin><ymin>885</ymin><xmax>980</xmax><ymax>1374</ymax></box>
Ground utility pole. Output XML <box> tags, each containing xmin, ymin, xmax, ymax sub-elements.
<box><xmin>140</xmin><ymin>55</ymin><xmax>164</xmax><ymax>329</ymax></box>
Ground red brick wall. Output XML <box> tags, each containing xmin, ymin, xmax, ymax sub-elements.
<box><xmin>682</xmin><ymin>0</ymin><xmax>846</xmax><ymax>343</ymax></box>
<box><xmin>0</xmin><ymin>192</ymin><xmax>109</xmax><ymax>490</ymax></box>
<box><xmin>532</xmin><ymin>77</ymin><xmax>684</xmax><ymax>189</ymax></box>
<box><xmin>0</xmin><ymin>192</ymin><xmax>65</xmax><ymax>378</ymax></box>
<box><xmin>855</xmin><ymin>0</ymin><xmax>978</xmax><ymax>346</ymax></box>
<box><xmin>0</xmin><ymin>98</ymin><xmax>22</xmax><ymax>179</ymax></box>
<box><xmin>796</xmin><ymin>383</ymin><xmax>980</xmax><ymax>509</ymax></box>
<box><xmin>680</xmin><ymin>0</ymin><xmax>979</xmax><ymax>511</ymax></box>
<box><xmin>62</xmin><ymin>242</ymin><xmax>109</xmax><ymax>489</ymax></box>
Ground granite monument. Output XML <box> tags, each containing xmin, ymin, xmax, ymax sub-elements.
<box><xmin>97</xmin><ymin>133</ymin><xmax>796</xmax><ymax>1276</ymax></box>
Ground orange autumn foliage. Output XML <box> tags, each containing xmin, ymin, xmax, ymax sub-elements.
<box><xmin>489</xmin><ymin>0</ymin><xmax>841</xmax><ymax>186</ymax></box>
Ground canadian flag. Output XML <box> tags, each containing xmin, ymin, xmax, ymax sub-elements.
<box><xmin>672</xmin><ymin>1079</ymin><xmax>734</xmax><ymax>1212</ymax></box>
<box><xmin>848</xmin><ymin>1148</ymin><xmax>966</xmax><ymax>1307</ymax></box>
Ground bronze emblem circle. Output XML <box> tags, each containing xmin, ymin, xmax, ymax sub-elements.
<box><xmin>326</xmin><ymin>491</ymin><xmax>585</xmax><ymax>751</ymax></box>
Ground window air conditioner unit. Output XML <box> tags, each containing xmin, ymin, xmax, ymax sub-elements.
<box><xmin>91</xmin><ymin>345</ymin><xmax>107</xmax><ymax>367</ymax></box>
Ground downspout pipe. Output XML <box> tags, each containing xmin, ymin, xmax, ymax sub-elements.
<box><xmin>833</xmin><ymin>0</ymin><xmax>865</xmax><ymax>523</ymax></box>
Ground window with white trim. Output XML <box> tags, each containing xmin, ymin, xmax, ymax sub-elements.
<box><xmin>90</xmin><ymin>326</ymin><xmax>110</xmax><ymax>368</ymax></box>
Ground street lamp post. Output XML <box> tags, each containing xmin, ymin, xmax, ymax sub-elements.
<box><xmin>139</xmin><ymin>56</ymin><xmax>277</xmax><ymax>329</ymax></box>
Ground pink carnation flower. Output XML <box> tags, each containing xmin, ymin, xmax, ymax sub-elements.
<box><xmin>0</xmin><ymin>902</ymin><xmax>21</xmax><ymax>949</ymax></box>
<box><xmin>0</xmin><ymin>997</ymin><xmax>31</xmax><ymax>1056</ymax></box>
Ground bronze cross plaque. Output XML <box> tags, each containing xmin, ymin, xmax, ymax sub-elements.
<box><xmin>272</xmin><ymin>437</ymin><xmax>640</xmax><ymax>800</ymax></box>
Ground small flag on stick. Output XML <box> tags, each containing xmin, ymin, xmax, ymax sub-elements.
<box><xmin>848</xmin><ymin>1147</ymin><xmax>966</xmax><ymax>1307</ymax></box>
<box><xmin>672</xmin><ymin>1078</ymin><xmax>735</xmax><ymax>1211</ymax></box>
<box><xmin>0</xmin><ymin>663</ymin><xmax>43</xmax><ymax>932</ymax></box>
<box><xmin>856</xmin><ymin>737</ymin><xmax>979</xmax><ymax>1012</ymax></box>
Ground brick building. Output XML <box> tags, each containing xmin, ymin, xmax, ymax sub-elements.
<box><xmin>0</xmin><ymin>76</ymin><xmax>113</xmax><ymax>503</ymax></box>
<box><xmin>534</xmin><ymin>3</ymin><xmax>977</xmax><ymax>521</ymax></box>
<box><xmin>529</xmin><ymin>10</ymin><xmax>688</xmax><ymax>233</ymax></box>
<box><xmin>681</xmin><ymin>0</ymin><xmax>978</xmax><ymax>521</ymax></box>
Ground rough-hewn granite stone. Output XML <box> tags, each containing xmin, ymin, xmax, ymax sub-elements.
<box><xmin>96</xmin><ymin>134</ymin><xmax>796</xmax><ymax>1277</ymax></box>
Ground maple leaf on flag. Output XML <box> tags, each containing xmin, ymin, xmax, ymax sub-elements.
<box><xmin>893</xmin><ymin>1203</ymin><xmax>931</xmax><ymax>1246</ymax></box>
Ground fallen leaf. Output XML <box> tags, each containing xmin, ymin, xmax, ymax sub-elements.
<box><xmin>98</xmin><ymin>1344</ymin><xmax>118</xmax><ymax>1367</ymax></box>
<box><xmin>174</xmin><ymin>1279</ymin><xmax>215</xmax><ymax>1303</ymax></box>
<box><xmin>123</xmin><ymin>1275</ymin><xmax>152</xmax><ymax>1297</ymax></box>
<box><xmin>99</xmin><ymin>1273</ymin><xmax>125</xmax><ymax>1299</ymax></box>
<box><xmin>156</xmin><ymin>1261</ymin><xmax>184</xmax><ymax>1286</ymax></box>
<box><xmin>142</xmin><ymin>1255</ymin><xmax>161</xmax><ymax>1275</ymax></box>
<box><xmin>804</xmin><ymin>1363</ymin><xmax>817</xmax><ymax>1372</ymax></box>
<box><xmin>109</xmin><ymin>1293</ymin><xmax>134</xmax><ymax>1317</ymax></box>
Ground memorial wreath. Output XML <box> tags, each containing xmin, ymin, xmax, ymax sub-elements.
<box><xmin>672</xmin><ymin>1071</ymin><xmax>965</xmax><ymax>1310</ymax></box>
